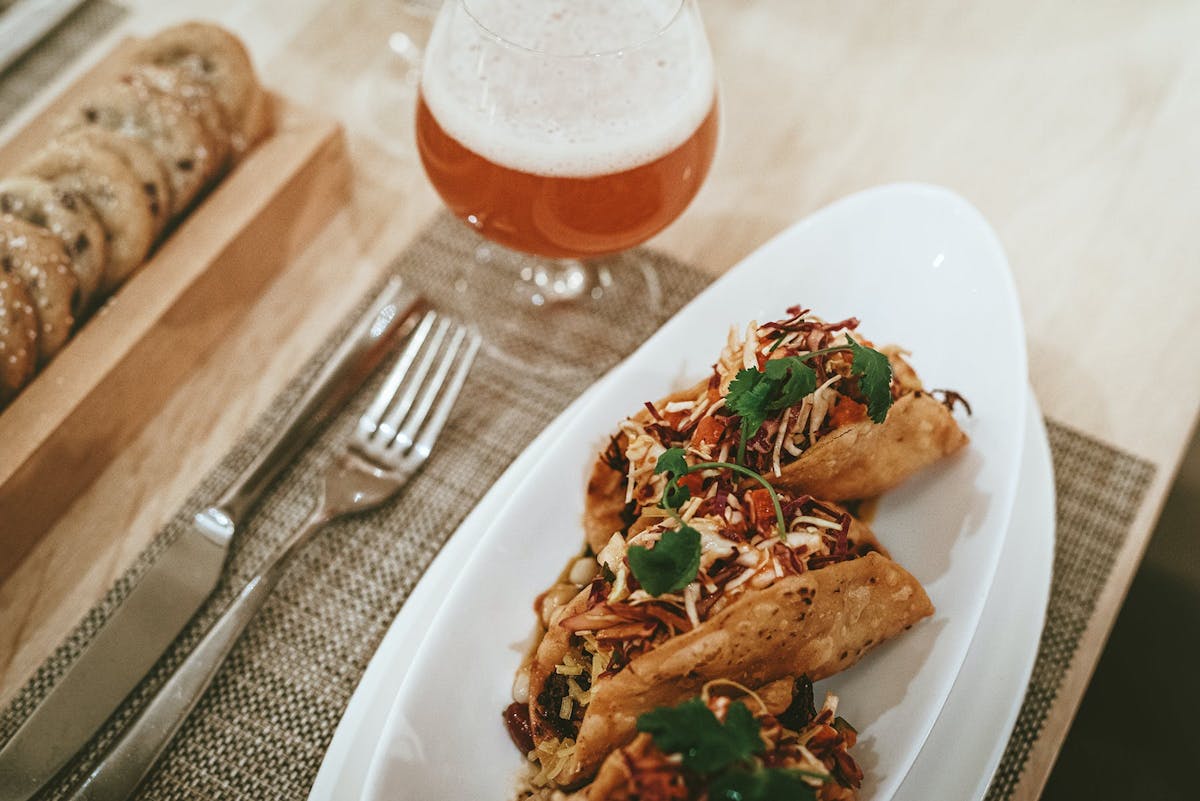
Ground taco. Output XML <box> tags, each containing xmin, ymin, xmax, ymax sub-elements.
<box><xmin>584</xmin><ymin>306</ymin><xmax>968</xmax><ymax>553</ymax></box>
<box><xmin>513</xmin><ymin>487</ymin><xmax>932</xmax><ymax>788</ymax></box>
<box><xmin>561</xmin><ymin>678</ymin><xmax>861</xmax><ymax>801</ymax></box>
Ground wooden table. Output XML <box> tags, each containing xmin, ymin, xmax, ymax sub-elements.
<box><xmin>2</xmin><ymin>1</ymin><xmax>1197</xmax><ymax>798</ymax></box>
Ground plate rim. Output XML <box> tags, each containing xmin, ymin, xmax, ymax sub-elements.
<box><xmin>891</xmin><ymin>388</ymin><xmax>1054</xmax><ymax>801</ymax></box>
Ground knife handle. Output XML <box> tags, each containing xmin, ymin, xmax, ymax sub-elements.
<box><xmin>214</xmin><ymin>277</ymin><xmax>424</xmax><ymax>524</ymax></box>
<box><xmin>65</xmin><ymin>511</ymin><xmax>328</xmax><ymax>801</ymax></box>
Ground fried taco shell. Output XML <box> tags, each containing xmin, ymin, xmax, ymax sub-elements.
<box><xmin>568</xmin><ymin>680</ymin><xmax>860</xmax><ymax>801</ymax></box>
<box><xmin>527</xmin><ymin>552</ymin><xmax>931</xmax><ymax>787</ymax></box>
<box><xmin>584</xmin><ymin>323</ymin><xmax>968</xmax><ymax>554</ymax></box>
<box><xmin>584</xmin><ymin>384</ymin><xmax>702</xmax><ymax>553</ymax></box>
<box><xmin>769</xmin><ymin>390</ymin><xmax>968</xmax><ymax>501</ymax></box>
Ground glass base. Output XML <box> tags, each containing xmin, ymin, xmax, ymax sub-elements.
<box><xmin>445</xmin><ymin>235</ymin><xmax>665</xmax><ymax>376</ymax></box>
<box><xmin>472</xmin><ymin>244</ymin><xmax>652</xmax><ymax>307</ymax></box>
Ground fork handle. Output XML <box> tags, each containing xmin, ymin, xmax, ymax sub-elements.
<box><xmin>65</xmin><ymin>510</ymin><xmax>329</xmax><ymax>801</ymax></box>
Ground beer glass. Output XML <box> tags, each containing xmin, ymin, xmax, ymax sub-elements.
<box><xmin>416</xmin><ymin>0</ymin><xmax>718</xmax><ymax>364</ymax></box>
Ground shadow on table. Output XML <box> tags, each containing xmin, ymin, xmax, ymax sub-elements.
<box><xmin>1044</xmin><ymin>426</ymin><xmax>1200</xmax><ymax>800</ymax></box>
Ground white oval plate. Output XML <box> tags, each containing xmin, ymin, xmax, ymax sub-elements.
<box><xmin>892</xmin><ymin>389</ymin><xmax>1053</xmax><ymax>801</ymax></box>
<box><xmin>309</xmin><ymin>398</ymin><xmax>1051</xmax><ymax>801</ymax></box>
<box><xmin>312</xmin><ymin>393</ymin><xmax>1049</xmax><ymax>801</ymax></box>
<box><xmin>362</xmin><ymin>183</ymin><xmax>1026</xmax><ymax>801</ymax></box>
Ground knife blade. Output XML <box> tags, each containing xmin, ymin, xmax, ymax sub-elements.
<box><xmin>0</xmin><ymin>277</ymin><xmax>423</xmax><ymax>801</ymax></box>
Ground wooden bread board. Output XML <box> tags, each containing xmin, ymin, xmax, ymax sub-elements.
<box><xmin>0</xmin><ymin>39</ymin><xmax>351</xmax><ymax>578</ymax></box>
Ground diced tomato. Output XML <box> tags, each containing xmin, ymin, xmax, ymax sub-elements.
<box><xmin>746</xmin><ymin>488</ymin><xmax>775</xmax><ymax>528</ymax></box>
<box><xmin>828</xmin><ymin>395</ymin><xmax>868</xmax><ymax>428</ymax></box>
<box><xmin>678</xmin><ymin>472</ymin><xmax>705</xmax><ymax>495</ymax></box>
<box><xmin>690</xmin><ymin>415</ymin><xmax>729</xmax><ymax>453</ymax></box>
<box><xmin>663</xmin><ymin>411</ymin><xmax>689</xmax><ymax>430</ymax></box>
<box><xmin>807</xmin><ymin>725</ymin><xmax>839</xmax><ymax>750</ymax></box>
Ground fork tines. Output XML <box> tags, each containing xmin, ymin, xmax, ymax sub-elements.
<box><xmin>354</xmin><ymin>310</ymin><xmax>481</xmax><ymax>467</ymax></box>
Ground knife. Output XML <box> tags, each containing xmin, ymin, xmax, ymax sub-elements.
<box><xmin>0</xmin><ymin>277</ymin><xmax>424</xmax><ymax>801</ymax></box>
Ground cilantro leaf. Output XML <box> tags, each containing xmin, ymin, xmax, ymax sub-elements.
<box><xmin>726</xmin><ymin>358</ymin><xmax>817</xmax><ymax>463</ymax></box>
<box><xmin>845</xmin><ymin>335</ymin><xmax>893</xmax><ymax>424</ymax></box>
<box><xmin>655</xmin><ymin>448</ymin><xmax>694</xmax><ymax>510</ymax></box>
<box><xmin>720</xmin><ymin>369</ymin><xmax>768</xmax><ymax>422</ymax></box>
<box><xmin>724</xmin><ymin>333</ymin><xmax>894</xmax><ymax>456</ymax></box>
<box><xmin>637</xmin><ymin>698</ymin><xmax>763</xmax><ymax>774</ymax></box>
<box><xmin>627</xmin><ymin>524</ymin><xmax>701</xmax><ymax>596</ymax></box>
<box><xmin>682</xmin><ymin>459</ymin><xmax>788</xmax><ymax>536</ymax></box>
<box><xmin>709</xmin><ymin>767</ymin><xmax>820</xmax><ymax>801</ymax></box>
<box><xmin>763</xmin><ymin>357</ymin><xmax>817</xmax><ymax>411</ymax></box>
<box><xmin>655</xmin><ymin>447</ymin><xmax>689</xmax><ymax>476</ymax></box>
<box><xmin>726</xmin><ymin>368</ymin><xmax>773</xmax><ymax>438</ymax></box>
<box><xmin>660</xmin><ymin>479</ymin><xmax>692</xmax><ymax>511</ymax></box>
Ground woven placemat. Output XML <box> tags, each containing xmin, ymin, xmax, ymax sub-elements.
<box><xmin>0</xmin><ymin>215</ymin><xmax>1157</xmax><ymax>800</ymax></box>
<box><xmin>0</xmin><ymin>0</ymin><xmax>125</xmax><ymax>126</ymax></box>
<box><xmin>0</xmin><ymin>215</ymin><xmax>704</xmax><ymax>799</ymax></box>
<box><xmin>984</xmin><ymin>421</ymin><xmax>1154</xmax><ymax>800</ymax></box>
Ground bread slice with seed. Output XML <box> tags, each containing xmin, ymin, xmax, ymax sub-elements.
<box><xmin>0</xmin><ymin>176</ymin><xmax>107</xmax><ymax>313</ymax></box>
<box><xmin>0</xmin><ymin>215</ymin><xmax>78</xmax><ymax>360</ymax></box>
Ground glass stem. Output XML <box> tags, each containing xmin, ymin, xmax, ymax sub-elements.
<box><xmin>522</xmin><ymin>259</ymin><xmax>588</xmax><ymax>304</ymax></box>
<box><xmin>474</xmin><ymin>244</ymin><xmax>616</xmax><ymax>306</ymax></box>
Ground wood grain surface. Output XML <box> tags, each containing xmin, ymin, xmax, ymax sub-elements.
<box><xmin>0</xmin><ymin>42</ymin><xmax>350</xmax><ymax>575</ymax></box>
<box><xmin>1</xmin><ymin>2</ymin><xmax>1198</xmax><ymax>800</ymax></box>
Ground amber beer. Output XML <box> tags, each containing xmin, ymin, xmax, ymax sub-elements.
<box><xmin>416</xmin><ymin>0</ymin><xmax>718</xmax><ymax>260</ymax></box>
<box><xmin>416</xmin><ymin>95</ymin><xmax>718</xmax><ymax>259</ymax></box>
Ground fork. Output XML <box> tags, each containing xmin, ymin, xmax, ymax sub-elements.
<box><xmin>66</xmin><ymin>311</ymin><xmax>481</xmax><ymax>801</ymax></box>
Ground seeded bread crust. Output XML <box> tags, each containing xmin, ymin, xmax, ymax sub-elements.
<box><xmin>20</xmin><ymin>140</ymin><xmax>155</xmax><ymax>291</ymax></box>
<box><xmin>0</xmin><ymin>176</ymin><xmax>107</xmax><ymax>312</ymax></box>
<box><xmin>64</xmin><ymin>79</ymin><xmax>219</xmax><ymax>216</ymax></box>
<box><xmin>123</xmin><ymin>64</ymin><xmax>233</xmax><ymax>171</ymax></box>
<box><xmin>0</xmin><ymin>216</ymin><xmax>78</xmax><ymax>360</ymax></box>
<box><xmin>131</xmin><ymin>21</ymin><xmax>268</xmax><ymax>154</ymax></box>
<box><xmin>55</xmin><ymin>128</ymin><xmax>172</xmax><ymax>235</ymax></box>
<box><xmin>0</xmin><ymin>274</ymin><xmax>37</xmax><ymax>405</ymax></box>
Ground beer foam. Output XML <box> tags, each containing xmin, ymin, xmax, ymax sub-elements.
<box><xmin>421</xmin><ymin>0</ymin><xmax>716</xmax><ymax>178</ymax></box>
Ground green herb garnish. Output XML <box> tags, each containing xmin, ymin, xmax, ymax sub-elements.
<box><xmin>725</xmin><ymin>337</ymin><xmax>894</xmax><ymax>463</ymax></box>
<box><xmin>655</xmin><ymin>447</ymin><xmax>693</xmax><ymax>511</ymax></box>
<box><xmin>626</xmin><ymin>524</ymin><xmax>702</xmax><ymax>596</ymax></box>
<box><xmin>845</xmin><ymin>335</ymin><xmax>893</xmax><ymax>423</ymax></box>
<box><xmin>638</xmin><ymin>697</ymin><xmax>830</xmax><ymax>799</ymax></box>
<box><xmin>764</xmin><ymin>357</ymin><xmax>818</xmax><ymax>411</ymax></box>
<box><xmin>629</xmin><ymin>449</ymin><xmax>788</xmax><ymax>596</ymax></box>
<box><xmin>637</xmin><ymin>698</ymin><xmax>763</xmax><ymax>774</ymax></box>
<box><xmin>654</xmin><ymin>448</ymin><xmax>787</xmax><ymax>535</ymax></box>
<box><xmin>725</xmin><ymin>369</ymin><xmax>775</xmax><ymax>464</ymax></box>
<box><xmin>655</xmin><ymin>447</ymin><xmax>691</xmax><ymax>477</ymax></box>
<box><xmin>709</xmin><ymin>767</ymin><xmax>820</xmax><ymax>801</ymax></box>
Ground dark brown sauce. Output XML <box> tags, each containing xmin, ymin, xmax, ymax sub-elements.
<box><xmin>846</xmin><ymin>496</ymin><xmax>880</xmax><ymax>524</ymax></box>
